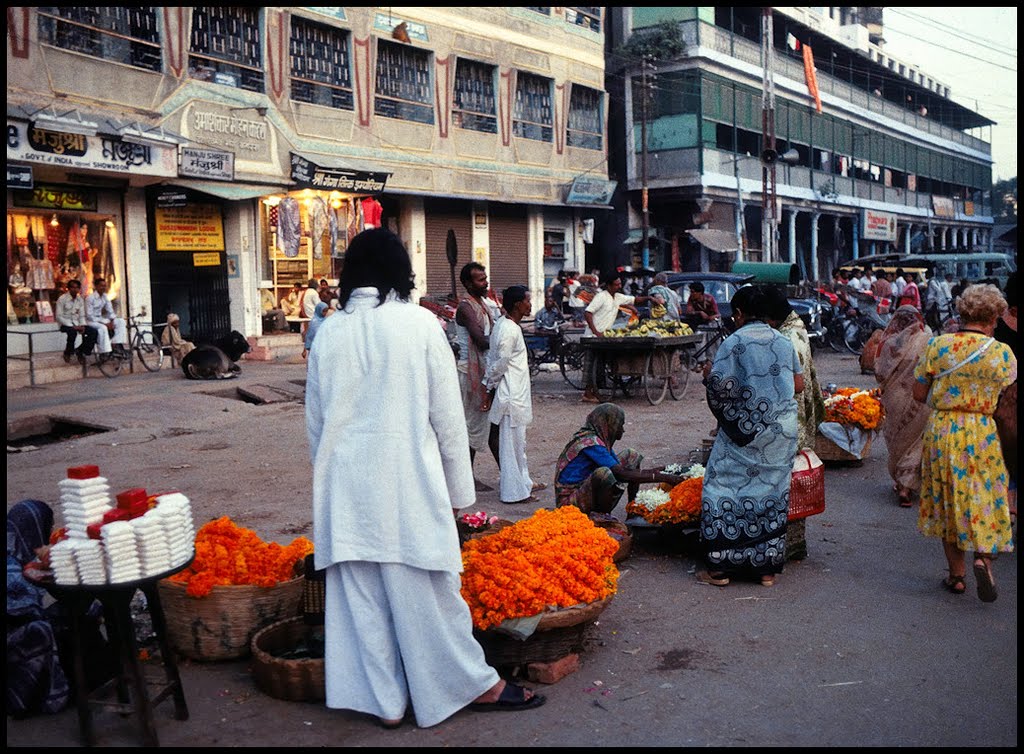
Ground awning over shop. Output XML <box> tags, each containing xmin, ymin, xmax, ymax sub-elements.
<box><xmin>164</xmin><ymin>179</ymin><xmax>288</xmax><ymax>201</ymax></box>
<box><xmin>8</xmin><ymin>103</ymin><xmax>188</xmax><ymax>146</ymax></box>
<box><xmin>289</xmin><ymin>151</ymin><xmax>390</xmax><ymax>193</ymax></box>
<box><xmin>685</xmin><ymin>228</ymin><xmax>740</xmax><ymax>254</ymax></box>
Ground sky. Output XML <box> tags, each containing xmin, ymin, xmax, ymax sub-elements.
<box><xmin>879</xmin><ymin>6</ymin><xmax>1017</xmax><ymax>182</ymax></box>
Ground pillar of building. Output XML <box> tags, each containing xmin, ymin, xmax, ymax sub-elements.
<box><xmin>810</xmin><ymin>212</ymin><xmax>821</xmax><ymax>283</ymax></box>
<box><xmin>787</xmin><ymin>209</ymin><xmax>798</xmax><ymax>264</ymax></box>
<box><xmin>904</xmin><ymin>223</ymin><xmax>913</xmax><ymax>255</ymax></box>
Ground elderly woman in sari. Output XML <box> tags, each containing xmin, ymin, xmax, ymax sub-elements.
<box><xmin>160</xmin><ymin>313</ymin><xmax>195</xmax><ymax>363</ymax></box>
<box><xmin>765</xmin><ymin>287</ymin><xmax>825</xmax><ymax>561</ymax></box>
<box><xmin>554</xmin><ymin>403</ymin><xmax>681</xmax><ymax>516</ymax></box>
<box><xmin>698</xmin><ymin>286</ymin><xmax>804</xmax><ymax>588</ymax></box>
<box><xmin>872</xmin><ymin>306</ymin><xmax>932</xmax><ymax>508</ymax></box>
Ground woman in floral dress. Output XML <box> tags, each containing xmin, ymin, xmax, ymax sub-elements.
<box><xmin>913</xmin><ymin>284</ymin><xmax>1017</xmax><ymax>602</ymax></box>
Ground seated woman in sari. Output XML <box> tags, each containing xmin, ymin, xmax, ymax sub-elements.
<box><xmin>873</xmin><ymin>305</ymin><xmax>932</xmax><ymax>507</ymax></box>
<box><xmin>698</xmin><ymin>285</ymin><xmax>804</xmax><ymax>588</ymax></box>
<box><xmin>160</xmin><ymin>313</ymin><xmax>195</xmax><ymax>363</ymax></box>
<box><xmin>554</xmin><ymin>403</ymin><xmax>681</xmax><ymax>516</ymax></box>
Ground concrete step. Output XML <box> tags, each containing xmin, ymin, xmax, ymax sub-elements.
<box><xmin>7</xmin><ymin>350</ymin><xmax>175</xmax><ymax>388</ymax></box>
<box><xmin>244</xmin><ymin>332</ymin><xmax>306</xmax><ymax>363</ymax></box>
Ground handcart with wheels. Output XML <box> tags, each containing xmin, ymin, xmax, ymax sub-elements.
<box><xmin>580</xmin><ymin>334</ymin><xmax>702</xmax><ymax>405</ymax></box>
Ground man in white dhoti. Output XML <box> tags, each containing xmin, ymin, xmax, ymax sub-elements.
<box><xmin>305</xmin><ymin>229</ymin><xmax>544</xmax><ymax>729</ymax></box>
<box><xmin>84</xmin><ymin>277</ymin><xmax>127</xmax><ymax>355</ymax></box>
<box><xmin>483</xmin><ymin>285</ymin><xmax>538</xmax><ymax>505</ymax></box>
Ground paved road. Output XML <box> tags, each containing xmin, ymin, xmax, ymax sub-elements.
<box><xmin>5</xmin><ymin>349</ymin><xmax>1017</xmax><ymax>747</ymax></box>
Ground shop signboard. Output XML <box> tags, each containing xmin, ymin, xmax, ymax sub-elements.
<box><xmin>566</xmin><ymin>176</ymin><xmax>617</xmax><ymax>205</ymax></box>
<box><xmin>179</xmin><ymin>147</ymin><xmax>234</xmax><ymax>181</ymax></box>
<box><xmin>7</xmin><ymin>164</ymin><xmax>33</xmax><ymax>190</ymax></box>
<box><xmin>155</xmin><ymin>204</ymin><xmax>225</xmax><ymax>252</ymax></box>
<box><xmin>192</xmin><ymin>252</ymin><xmax>222</xmax><ymax>267</ymax></box>
<box><xmin>932</xmin><ymin>196</ymin><xmax>955</xmax><ymax>219</ymax></box>
<box><xmin>861</xmin><ymin>208</ymin><xmax>897</xmax><ymax>242</ymax></box>
<box><xmin>13</xmin><ymin>184</ymin><xmax>98</xmax><ymax>211</ymax></box>
<box><xmin>289</xmin><ymin>152</ymin><xmax>389</xmax><ymax>193</ymax></box>
<box><xmin>6</xmin><ymin>120</ymin><xmax>177</xmax><ymax>176</ymax></box>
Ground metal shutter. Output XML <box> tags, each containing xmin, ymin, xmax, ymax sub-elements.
<box><xmin>487</xmin><ymin>204</ymin><xmax>529</xmax><ymax>296</ymax></box>
<box><xmin>424</xmin><ymin>199</ymin><xmax>473</xmax><ymax>297</ymax></box>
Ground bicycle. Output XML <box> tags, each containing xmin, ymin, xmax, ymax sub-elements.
<box><xmin>672</xmin><ymin>317</ymin><xmax>730</xmax><ymax>398</ymax></box>
<box><xmin>93</xmin><ymin>315</ymin><xmax>165</xmax><ymax>377</ymax></box>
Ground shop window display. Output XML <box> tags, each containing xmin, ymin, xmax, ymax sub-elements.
<box><xmin>260</xmin><ymin>190</ymin><xmax>385</xmax><ymax>308</ymax></box>
<box><xmin>7</xmin><ymin>212</ymin><xmax>121</xmax><ymax>325</ymax></box>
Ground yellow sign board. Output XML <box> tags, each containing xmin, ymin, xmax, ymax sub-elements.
<box><xmin>192</xmin><ymin>252</ymin><xmax>222</xmax><ymax>267</ymax></box>
<box><xmin>155</xmin><ymin>204</ymin><xmax>225</xmax><ymax>251</ymax></box>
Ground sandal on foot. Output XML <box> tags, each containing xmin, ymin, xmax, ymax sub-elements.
<box><xmin>377</xmin><ymin>717</ymin><xmax>404</xmax><ymax>730</ymax></box>
<box><xmin>696</xmin><ymin>570</ymin><xmax>730</xmax><ymax>587</ymax></box>
<box><xmin>760</xmin><ymin>575</ymin><xmax>776</xmax><ymax>587</ymax></box>
<box><xmin>898</xmin><ymin>494</ymin><xmax>913</xmax><ymax>508</ymax></box>
<box><xmin>941</xmin><ymin>575</ymin><xmax>966</xmax><ymax>595</ymax></box>
<box><xmin>468</xmin><ymin>682</ymin><xmax>546</xmax><ymax>713</ymax></box>
<box><xmin>973</xmin><ymin>558</ymin><xmax>998</xmax><ymax>603</ymax></box>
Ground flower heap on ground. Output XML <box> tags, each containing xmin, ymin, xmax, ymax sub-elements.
<box><xmin>460</xmin><ymin>506</ymin><xmax>619</xmax><ymax>631</ymax></box>
<box><xmin>626</xmin><ymin>463</ymin><xmax>705</xmax><ymax>525</ymax></box>
<box><xmin>167</xmin><ymin>516</ymin><xmax>314</xmax><ymax>597</ymax></box>
<box><xmin>823</xmin><ymin>387</ymin><xmax>884</xmax><ymax>431</ymax></box>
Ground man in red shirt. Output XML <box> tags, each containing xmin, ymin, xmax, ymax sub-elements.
<box><xmin>685</xmin><ymin>282</ymin><xmax>720</xmax><ymax>325</ymax></box>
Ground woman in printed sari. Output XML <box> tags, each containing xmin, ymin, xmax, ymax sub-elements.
<box><xmin>873</xmin><ymin>306</ymin><xmax>932</xmax><ymax>507</ymax></box>
<box><xmin>554</xmin><ymin>403</ymin><xmax>681</xmax><ymax>515</ymax></box>
<box><xmin>765</xmin><ymin>287</ymin><xmax>825</xmax><ymax>561</ymax></box>
<box><xmin>698</xmin><ymin>286</ymin><xmax>804</xmax><ymax>588</ymax></box>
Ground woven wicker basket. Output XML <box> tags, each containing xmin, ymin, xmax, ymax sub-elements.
<box><xmin>251</xmin><ymin>617</ymin><xmax>325</xmax><ymax>702</ymax></box>
<box><xmin>474</xmin><ymin>596</ymin><xmax>612</xmax><ymax>667</ymax></box>
<box><xmin>815</xmin><ymin>431</ymin><xmax>874</xmax><ymax>464</ymax></box>
<box><xmin>157</xmin><ymin>576</ymin><xmax>304</xmax><ymax>661</ymax></box>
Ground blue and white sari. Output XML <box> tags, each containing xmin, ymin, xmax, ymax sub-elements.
<box><xmin>701</xmin><ymin>322</ymin><xmax>801</xmax><ymax>576</ymax></box>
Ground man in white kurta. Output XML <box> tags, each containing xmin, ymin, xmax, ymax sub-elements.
<box><xmin>305</xmin><ymin>281</ymin><xmax>500</xmax><ymax>727</ymax></box>
<box><xmin>84</xmin><ymin>277</ymin><xmax>127</xmax><ymax>355</ymax></box>
<box><xmin>483</xmin><ymin>286</ymin><xmax>535</xmax><ymax>505</ymax></box>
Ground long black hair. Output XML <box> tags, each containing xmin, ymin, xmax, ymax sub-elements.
<box><xmin>730</xmin><ymin>284</ymin><xmax>770</xmax><ymax>324</ymax></box>
<box><xmin>335</xmin><ymin>228</ymin><xmax>415</xmax><ymax>309</ymax></box>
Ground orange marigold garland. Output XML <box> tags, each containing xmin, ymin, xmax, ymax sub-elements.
<box><xmin>167</xmin><ymin>516</ymin><xmax>313</xmax><ymax>597</ymax></box>
<box><xmin>823</xmin><ymin>387</ymin><xmax>884</xmax><ymax>431</ymax></box>
<box><xmin>460</xmin><ymin>506</ymin><xmax>619</xmax><ymax>631</ymax></box>
<box><xmin>626</xmin><ymin>477</ymin><xmax>703</xmax><ymax>525</ymax></box>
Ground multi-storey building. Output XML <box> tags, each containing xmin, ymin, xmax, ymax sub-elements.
<box><xmin>7</xmin><ymin>6</ymin><xmax>611</xmax><ymax>349</ymax></box>
<box><xmin>602</xmin><ymin>7</ymin><xmax>998</xmax><ymax>281</ymax></box>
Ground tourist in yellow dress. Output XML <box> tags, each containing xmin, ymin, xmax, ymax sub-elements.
<box><xmin>912</xmin><ymin>284</ymin><xmax>1016</xmax><ymax>602</ymax></box>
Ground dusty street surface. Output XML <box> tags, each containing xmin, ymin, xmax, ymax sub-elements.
<box><xmin>6</xmin><ymin>349</ymin><xmax>1017</xmax><ymax>747</ymax></box>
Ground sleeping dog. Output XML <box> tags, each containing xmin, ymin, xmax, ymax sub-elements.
<box><xmin>180</xmin><ymin>330</ymin><xmax>251</xmax><ymax>380</ymax></box>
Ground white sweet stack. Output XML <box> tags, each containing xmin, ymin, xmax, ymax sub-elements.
<box><xmin>57</xmin><ymin>465</ymin><xmax>113</xmax><ymax>540</ymax></box>
<box><xmin>48</xmin><ymin>539</ymin><xmax>80</xmax><ymax>585</ymax></box>
<box><xmin>132</xmin><ymin>509</ymin><xmax>172</xmax><ymax>577</ymax></box>
<box><xmin>155</xmin><ymin>493</ymin><xmax>196</xmax><ymax>567</ymax></box>
<box><xmin>101</xmin><ymin>521</ymin><xmax>142</xmax><ymax>583</ymax></box>
<box><xmin>73</xmin><ymin>539</ymin><xmax>108</xmax><ymax>585</ymax></box>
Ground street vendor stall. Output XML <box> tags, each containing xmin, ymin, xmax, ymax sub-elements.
<box><xmin>581</xmin><ymin>328</ymin><xmax>702</xmax><ymax>405</ymax></box>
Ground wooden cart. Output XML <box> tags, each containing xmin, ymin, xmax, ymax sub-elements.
<box><xmin>580</xmin><ymin>334</ymin><xmax>702</xmax><ymax>405</ymax></box>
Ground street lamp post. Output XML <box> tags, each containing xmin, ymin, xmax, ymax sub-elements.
<box><xmin>729</xmin><ymin>148</ymin><xmax>799</xmax><ymax>265</ymax></box>
<box><xmin>639</xmin><ymin>55</ymin><xmax>655</xmax><ymax>270</ymax></box>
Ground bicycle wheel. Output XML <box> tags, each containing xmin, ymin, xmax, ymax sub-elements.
<box><xmin>135</xmin><ymin>330</ymin><xmax>165</xmax><ymax>372</ymax></box>
<box><xmin>668</xmin><ymin>348</ymin><xmax>691</xmax><ymax>400</ymax></box>
<box><xmin>96</xmin><ymin>351</ymin><xmax>122</xmax><ymax>378</ymax></box>
<box><xmin>843</xmin><ymin>319</ymin><xmax>866</xmax><ymax>355</ymax></box>
<box><xmin>559</xmin><ymin>342</ymin><xmax>586</xmax><ymax>390</ymax></box>
<box><xmin>826</xmin><ymin>319</ymin><xmax>847</xmax><ymax>352</ymax></box>
<box><xmin>644</xmin><ymin>350</ymin><xmax>669</xmax><ymax>405</ymax></box>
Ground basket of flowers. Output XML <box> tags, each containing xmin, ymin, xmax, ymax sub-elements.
<box><xmin>816</xmin><ymin>387</ymin><xmax>885</xmax><ymax>463</ymax></box>
<box><xmin>625</xmin><ymin>463</ymin><xmax>704</xmax><ymax>528</ymax></box>
<box><xmin>158</xmin><ymin>516</ymin><xmax>314</xmax><ymax>661</ymax></box>
<box><xmin>456</xmin><ymin>510</ymin><xmax>513</xmax><ymax>545</ymax></box>
<box><xmin>461</xmin><ymin>506</ymin><xmax>618</xmax><ymax>666</ymax></box>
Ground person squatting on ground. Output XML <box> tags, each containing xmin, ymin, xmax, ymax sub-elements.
<box><xmin>55</xmin><ymin>279</ymin><xmax>96</xmax><ymax>364</ymax></box>
<box><xmin>453</xmin><ymin>262</ymin><xmax>503</xmax><ymax>487</ymax></box>
<box><xmin>482</xmin><ymin>285</ymin><xmax>539</xmax><ymax>505</ymax></box>
<box><xmin>698</xmin><ymin>285</ymin><xmax>804</xmax><ymax>589</ymax></box>
<box><xmin>912</xmin><ymin>283</ymin><xmax>1016</xmax><ymax>602</ymax></box>
<box><xmin>305</xmin><ymin>228</ymin><xmax>544</xmax><ymax>729</ymax></box>
<box><xmin>553</xmin><ymin>403</ymin><xmax>682</xmax><ymax>516</ymax></box>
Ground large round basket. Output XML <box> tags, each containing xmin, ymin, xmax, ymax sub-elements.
<box><xmin>473</xmin><ymin>596</ymin><xmax>612</xmax><ymax>667</ymax></box>
<box><xmin>588</xmin><ymin>517</ymin><xmax>632</xmax><ymax>562</ymax></box>
<box><xmin>157</xmin><ymin>576</ymin><xmax>304</xmax><ymax>662</ymax></box>
<box><xmin>251</xmin><ymin>617</ymin><xmax>325</xmax><ymax>702</ymax></box>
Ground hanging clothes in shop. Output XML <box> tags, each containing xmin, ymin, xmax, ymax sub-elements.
<box><xmin>26</xmin><ymin>257</ymin><xmax>55</xmax><ymax>291</ymax></box>
<box><xmin>92</xmin><ymin>224</ymin><xmax>117</xmax><ymax>298</ymax></box>
<box><xmin>346</xmin><ymin>198</ymin><xmax>362</xmax><ymax>240</ymax></box>
<box><xmin>308</xmin><ymin>196</ymin><xmax>329</xmax><ymax>261</ymax></box>
<box><xmin>361</xmin><ymin>196</ymin><xmax>383</xmax><ymax>229</ymax></box>
<box><xmin>329</xmin><ymin>202</ymin><xmax>347</xmax><ymax>258</ymax></box>
<box><xmin>46</xmin><ymin>220</ymin><xmax>66</xmax><ymax>267</ymax></box>
<box><xmin>278</xmin><ymin>196</ymin><xmax>301</xmax><ymax>258</ymax></box>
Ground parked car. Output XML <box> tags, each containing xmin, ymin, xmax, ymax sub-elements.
<box><xmin>661</xmin><ymin>271</ymin><xmax>824</xmax><ymax>342</ymax></box>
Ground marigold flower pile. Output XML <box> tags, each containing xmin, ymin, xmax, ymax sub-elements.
<box><xmin>626</xmin><ymin>477</ymin><xmax>703</xmax><ymax>525</ymax></box>
<box><xmin>823</xmin><ymin>387</ymin><xmax>884</xmax><ymax>431</ymax></box>
<box><xmin>167</xmin><ymin>516</ymin><xmax>314</xmax><ymax>597</ymax></box>
<box><xmin>460</xmin><ymin>506</ymin><xmax>618</xmax><ymax>631</ymax></box>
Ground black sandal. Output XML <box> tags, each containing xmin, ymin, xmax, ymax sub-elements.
<box><xmin>973</xmin><ymin>556</ymin><xmax>998</xmax><ymax>603</ymax></box>
<box><xmin>941</xmin><ymin>574</ymin><xmax>966</xmax><ymax>595</ymax></box>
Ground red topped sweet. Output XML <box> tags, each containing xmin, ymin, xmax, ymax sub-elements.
<box><xmin>116</xmin><ymin>488</ymin><xmax>148</xmax><ymax>509</ymax></box>
<box><xmin>67</xmin><ymin>465</ymin><xmax>101</xmax><ymax>479</ymax></box>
